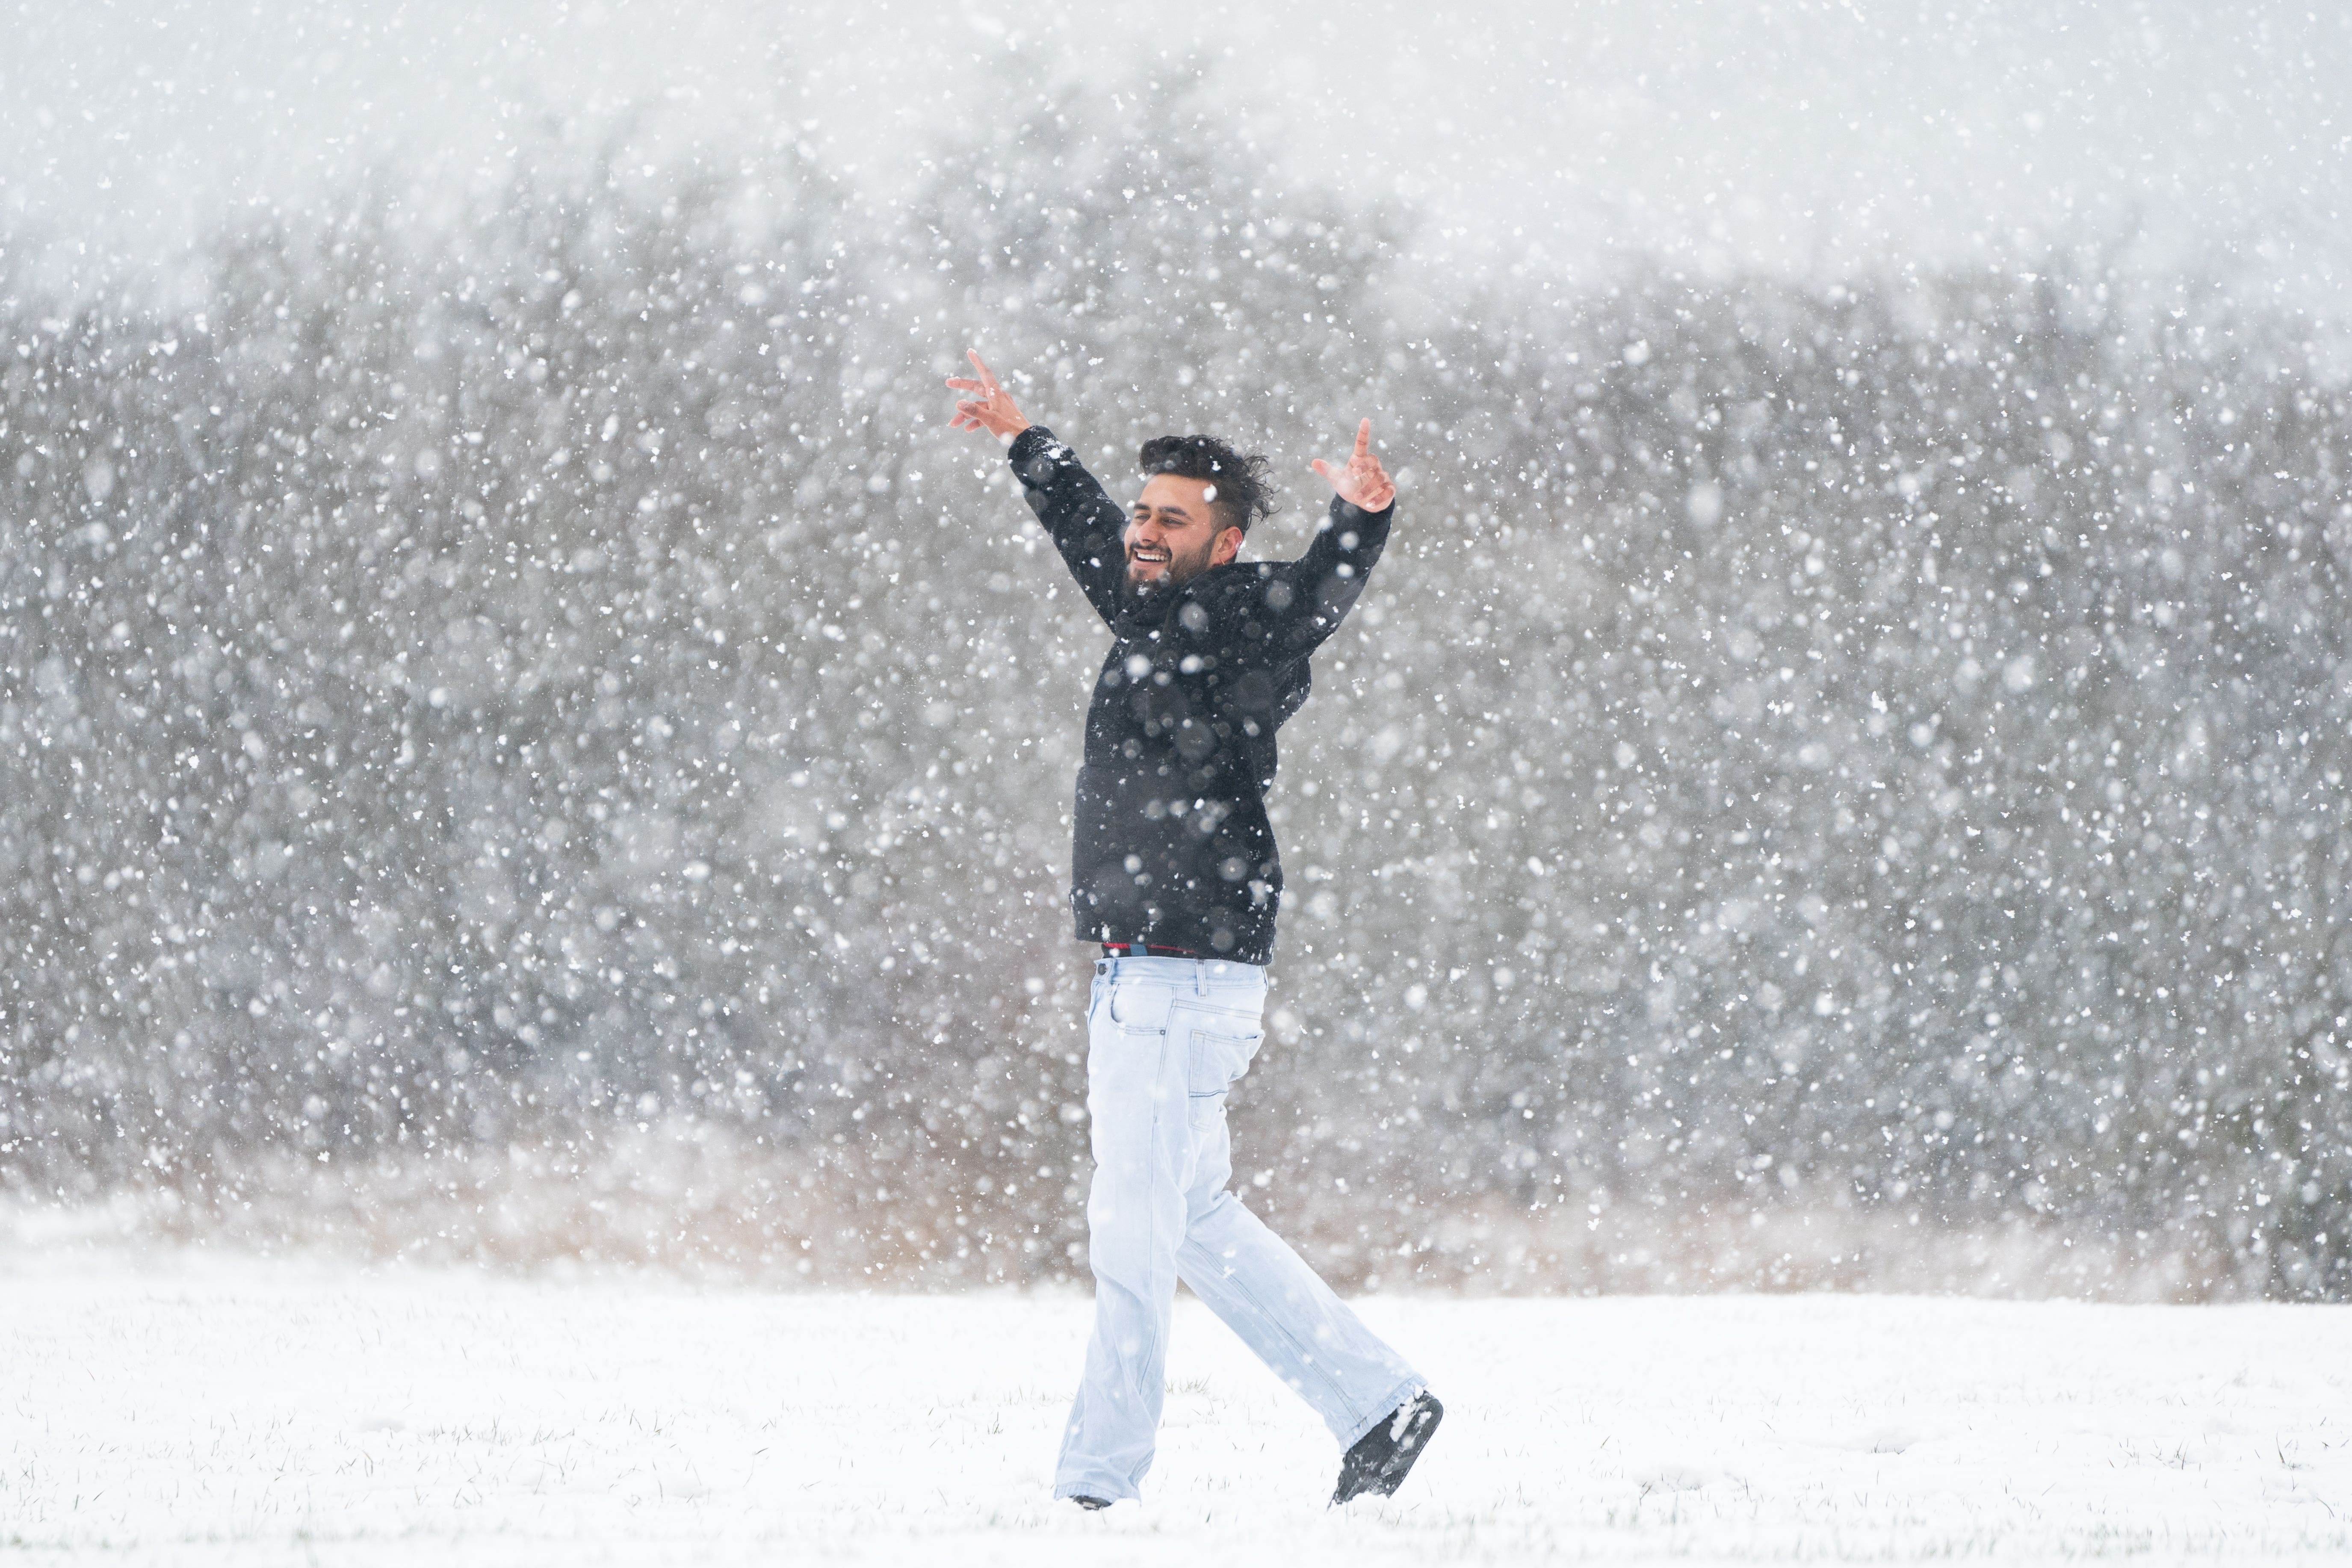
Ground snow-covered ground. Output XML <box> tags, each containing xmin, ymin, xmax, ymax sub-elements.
<box><xmin>3</xmin><ymin>1254</ymin><xmax>2348</xmax><ymax>1565</ymax></box>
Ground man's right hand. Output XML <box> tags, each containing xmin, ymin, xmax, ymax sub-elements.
<box><xmin>945</xmin><ymin>350</ymin><xmax>1032</xmax><ymax>442</ymax></box>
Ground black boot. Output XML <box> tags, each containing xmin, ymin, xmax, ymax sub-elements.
<box><xmin>1331</xmin><ymin>1390</ymin><xmax>1444</xmax><ymax>1504</ymax></box>
<box><xmin>1070</xmin><ymin>1495</ymin><xmax>1113</xmax><ymax>1511</ymax></box>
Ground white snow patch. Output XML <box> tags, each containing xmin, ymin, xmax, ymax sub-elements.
<box><xmin>3</xmin><ymin>1255</ymin><xmax>2349</xmax><ymax>1565</ymax></box>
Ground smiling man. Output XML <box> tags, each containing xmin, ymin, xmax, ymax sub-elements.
<box><xmin>946</xmin><ymin>351</ymin><xmax>1442</xmax><ymax>1510</ymax></box>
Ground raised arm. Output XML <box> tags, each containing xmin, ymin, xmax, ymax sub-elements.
<box><xmin>1291</xmin><ymin>416</ymin><xmax>1398</xmax><ymax>639</ymax></box>
<box><xmin>1195</xmin><ymin>419</ymin><xmax>1398</xmax><ymax>667</ymax></box>
<box><xmin>945</xmin><ymin>350</ymin><xmax>1126</xmax><ymax>628</ymax></box>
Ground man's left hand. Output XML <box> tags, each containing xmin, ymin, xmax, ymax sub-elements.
<box><xmin>1311</xmin><ymin>419</ymin><xmax>1396</xmax><ymax>512</ymax></box>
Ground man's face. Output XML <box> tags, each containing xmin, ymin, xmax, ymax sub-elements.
<box><xmin>1126</xmin><ymin>474</ymin><xmax>1242</xmax><ymax>588</ymax></box>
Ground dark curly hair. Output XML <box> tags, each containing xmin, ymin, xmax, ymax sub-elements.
<box><xmin>1137</xmin><ymin>434</ymin><xmax>1279</xmax><ymax>536</ymax></box>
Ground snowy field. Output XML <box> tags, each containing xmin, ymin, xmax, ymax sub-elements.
<box><xmin>4</xmin><ymin>1256</ymin><xmax>2349</xmax><ymax>1565</ymax></box>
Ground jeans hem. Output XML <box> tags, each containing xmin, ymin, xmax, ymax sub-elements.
<box><xmin>1053</xmin><ymin>1479</ymin><xmax>1139</xmax><ymax>1503</ymax></box>
<box><xmin>1337</xmin><ymin>1374</ymin><xmax>1428</xmax><ymax>1451</ymax></box>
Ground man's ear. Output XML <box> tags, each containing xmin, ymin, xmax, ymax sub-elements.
<box><xmin>1212</xmin><ymin>526</ymin><xmax>1244</xmax><ymax>567</ymax></box>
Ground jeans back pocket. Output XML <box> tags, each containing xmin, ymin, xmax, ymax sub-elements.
<box><xmin>1186</xmin><ymin>1025</ymin><xmax>1265</xmax><ymax>1098</ymax></box>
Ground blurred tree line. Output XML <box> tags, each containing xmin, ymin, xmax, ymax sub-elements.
<box><xmin>3</xmin><ymin>65</ymin><xmax>2347</xmax><ymax>1298</ymax></box>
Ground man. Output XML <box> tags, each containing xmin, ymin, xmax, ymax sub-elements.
<box><xmin>946</xmin><ymin>351</ymin><xmax>1442</xmax><ymax>1510</ymax></box>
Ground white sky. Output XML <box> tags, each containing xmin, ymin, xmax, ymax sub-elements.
<box><xmin>5</xmin><ymin>0</ymin><xmax>2348</xmax><ymax>308</ymax></box>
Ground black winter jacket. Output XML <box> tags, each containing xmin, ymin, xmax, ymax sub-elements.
<box><xmin>1009</xmin><ymin>425</ymin><xmax>1395</xmax><ymax>964</ymax></box>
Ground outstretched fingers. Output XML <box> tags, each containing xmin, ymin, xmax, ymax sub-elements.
<box><xmin>948</xmin><ymin>349</ymin><xmax>1015</xmax><ymax>434</ymax></box>
<box><xmin>1354</xmin><ymin>418</ymin><xmax>1372</xmax><ymax>461</ymax></box>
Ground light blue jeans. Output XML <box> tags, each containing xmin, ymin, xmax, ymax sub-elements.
<box><xmin>1053</xmin><ymin>955</ymin><xmax>1423</xmax><ymax>1503</ymax></box>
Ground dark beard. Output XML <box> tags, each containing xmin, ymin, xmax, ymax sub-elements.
<box><xmin>1121</xmin><ymin>539</ymin><xmax>1216</xmax><ymax>609</ymax></box>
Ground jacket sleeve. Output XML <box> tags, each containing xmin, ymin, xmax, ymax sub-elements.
<box><xmin>1196</xmin><ymin>493</ymin><xmax>1395</xmax><ymax>668</ymax></box>
<box><xmin>1008</xmin><ymin>425</ymin><xmax>1126</xmax><ymax>630</ymax></box>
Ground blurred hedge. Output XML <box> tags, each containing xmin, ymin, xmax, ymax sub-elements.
<box><xmin>4</xmin><ymin>69</ymin><xmax>2349</xmax><ymax>1298</ymax></box>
